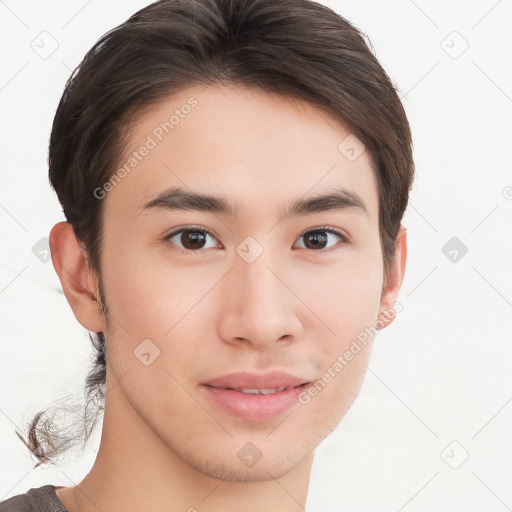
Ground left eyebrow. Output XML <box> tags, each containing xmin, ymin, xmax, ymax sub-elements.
<box><xmin>281</xmin><ymin>186</ymin><xmax>368</xmax><ymax>218</ymax></box>
<box><xmin>140</xmin><ymin>185</ymin><xmax>368</xmax><ymax>217</ymax></box>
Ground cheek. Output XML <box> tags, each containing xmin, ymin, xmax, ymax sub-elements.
<box><xmin>99</xmin><ymin>239</ymin><xmax>223</xmax><ymax>380</ymax></box>
<box><xmin>286</xmin><ymin>248</ymin><xmax>382</xmax><ymax>412</ymax></box>
<box><xmin>99</xmin><ymin>244</ymin><xmax>205</xmax><ymax>402</ymax></box>
<box><xmin>100</xmin><ymin>237</ymin><xmax>201</xmax><ymax>333</ymax></box>
<box><xmin>294</xmin><ymin>321</ymin><xmax>374</xmax><ymax>438</ymax></box>
<box><xmin>296</xmin><ymin>275</ymin><xmax>378</xmax><ymax>425</ymax></box>
<box><xmin>290</xmin><ymin>248</ymin><xmax>383</xmax><ymax>340</ymax></box>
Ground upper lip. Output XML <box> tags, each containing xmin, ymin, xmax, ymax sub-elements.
<box><xmin>202</xmin><ymin>371</ymin><xmax>310</xmax><ymax>390</ymax></box>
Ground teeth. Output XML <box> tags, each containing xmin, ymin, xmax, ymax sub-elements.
<box><xmin>241</xmin><ymin>388</ymin><xmax>260</xmax><ymax>394</ymax></box>
<box><xmin>239</xmin><ymin>386</ymin><xmax>287</xmax><ymax>394</ymax></box>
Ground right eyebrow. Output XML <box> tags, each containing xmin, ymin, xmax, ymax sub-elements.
<box><xmin>140</xmin><ymin>186</ymin><xmax>238</xmax><ymax>216</ymax></box>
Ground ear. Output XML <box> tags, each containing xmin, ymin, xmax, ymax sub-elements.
<box><xmin>49</xmin><ymin>222</ymin><xmax>105</xmax><ymax>332</ymax></box>
<box><xmin>377</xmin><ymin>224</ymin><xmax>407</xmax><ymax>329</ymax></box>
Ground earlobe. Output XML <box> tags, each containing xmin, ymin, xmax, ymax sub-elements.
<box><xmin>49</xmin><ymin>221</ymin><xmax>105</xmax><ymax>332</ymax></box>
<box><xmin>377</xmin><ymin>224</ymin><xmax>407</xmax><ymax>330</ymax></box>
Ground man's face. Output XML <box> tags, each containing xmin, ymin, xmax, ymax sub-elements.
<box><xmin>98</xmin><ymin>84</ymin><xmax>388</xmax><ymax>481</ymax></box>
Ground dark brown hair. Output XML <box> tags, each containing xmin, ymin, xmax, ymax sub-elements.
<box><xmin>16</xmin><ymin>0</ymin><xmax>414</xmax><ymax>466</ymax></box>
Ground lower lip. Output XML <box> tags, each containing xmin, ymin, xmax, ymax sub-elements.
<box><xmin>201</xmin><ymin>384</ymin><xmax>310</xmax><ymax>422</ymax></box>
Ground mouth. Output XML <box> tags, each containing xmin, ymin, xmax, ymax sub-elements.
<box><xmin>200</xmin><ymin>372</ymin><xmax>312</xmax><ymax>422</ymax></box>
<box><xmin>203</xmin><ymin>382</ymin><xmax>310</xmax><ymax>395</ymax></box>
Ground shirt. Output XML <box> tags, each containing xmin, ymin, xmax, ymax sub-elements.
<box><xmin>0</xmin><ymin>485</ymin><xmax>68</xmax><ymax>512</ymax></box>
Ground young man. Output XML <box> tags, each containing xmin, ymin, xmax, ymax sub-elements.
<box><xmin>1</xmin><ymin>0</ymin><xmax>413</xmax><ymax>510</ymax></box>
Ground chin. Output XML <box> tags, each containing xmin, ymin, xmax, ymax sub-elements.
<box><xmin>183</xmin><ymin>442</ymin><xmax>311</xmax><ymax>483</ymax></box>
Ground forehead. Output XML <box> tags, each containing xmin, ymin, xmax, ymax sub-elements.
<box><xmin>105</xmin><ymin>84</ymin><xmax>379</xmax><ymax>222</ymax></box>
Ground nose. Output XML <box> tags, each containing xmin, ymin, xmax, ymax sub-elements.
<box><xmin>217</xmin><ymin>249</ymin><xmax>304</xmax><ymax>351</ymax></box>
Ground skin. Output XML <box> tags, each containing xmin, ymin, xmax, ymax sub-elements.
<box><xmin>50</xmin><ymin>83</ymin><xmax>406</xmax><ymax>512</ymax></box>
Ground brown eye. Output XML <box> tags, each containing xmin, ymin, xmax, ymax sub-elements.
<box><xmin>303</xmin><ymin>231</ymin><xmax>328</xmax><ymax>249</ymax></box>
<box><xmin>180</xmin><ymin>230</ymin><xmax>207</xmax><ymax>250</ymax></box>
<box><xmin>295</xmin><ymin>228</ymin><xmax>347</xmax><ymax>251</ymax></box>
<box><xmin>167</xmin><ymin>228</ymin><xmax>219</xmax><ymax>252</ymax></box>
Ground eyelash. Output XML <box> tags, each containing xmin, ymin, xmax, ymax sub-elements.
<box><xmin>164</xmin><ymin>225</ymin><xmax>349</xmax><ymax>255</ymax></box>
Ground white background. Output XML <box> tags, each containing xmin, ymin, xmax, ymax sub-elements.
<box><xmin>1</xmin><ymin>0</ymin><xmax>511</xmax><ymax>510</ymax></box>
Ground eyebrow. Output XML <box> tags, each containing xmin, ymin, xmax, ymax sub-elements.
<box><xmin>141</xmin><ymin>186</ymin><xmax>367</xmax><ymax>218</ymax></box>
